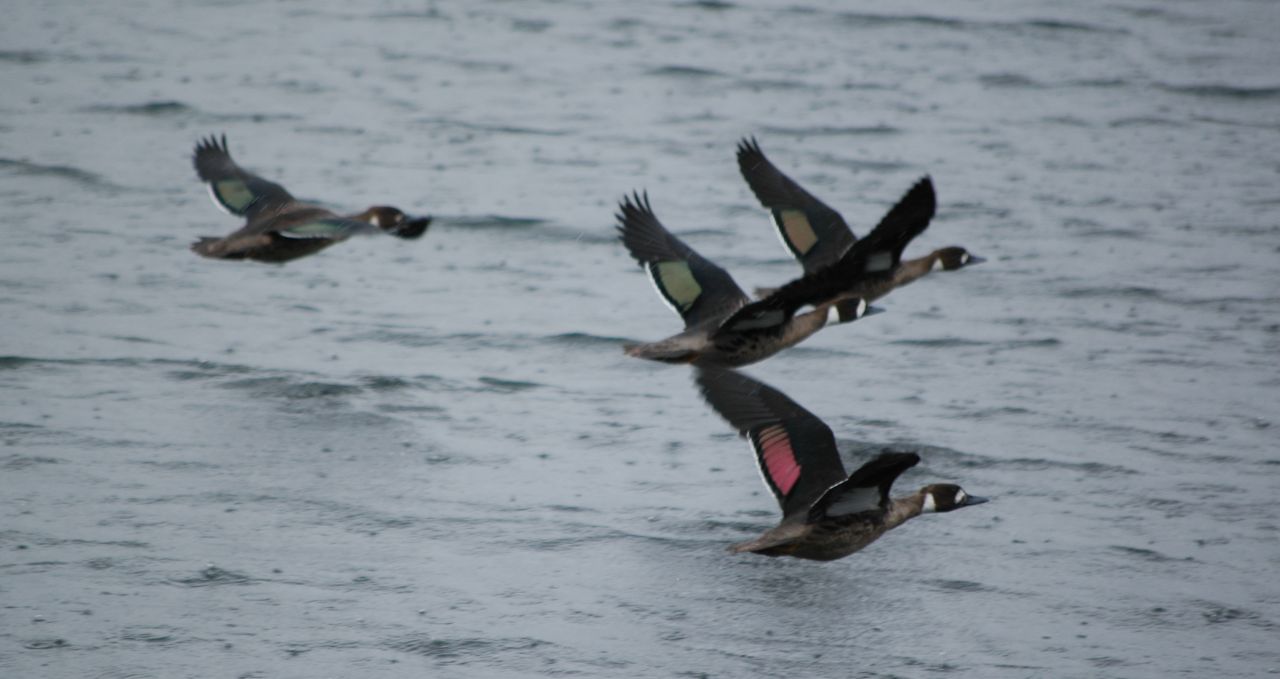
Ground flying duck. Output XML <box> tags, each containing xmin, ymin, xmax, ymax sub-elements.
<box><xmin>190</xmin><ymin>134</ymin><xmax>430</xmax><ymax>262</ymax></box>
<box><xmin>735</xmin><ymin>136</ymin><xmax>980</xmax><ymax>301</ymax></box>
<box><xmin>616</xmin><ymin>192</ymin><xmax>876</xmax><ymax>367</ymax></box>
<box><xmin>714</xmin><ymin>170</ymin><xmax>938</xmax><ymax>336</ymax></box>
<box><xmin>696</xmin><ymin>367</ymin><xmax>988</xmax><ymax>560</ymax></box>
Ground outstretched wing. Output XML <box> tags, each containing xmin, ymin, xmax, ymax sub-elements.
<box><xmin>737</xmin><ymin>137</ymin><xmax>855</xmax><ymax>273</ymax></box>
<box><xmin>695</xmin><ymin>367</ymin><xmax>848</xmax><ymax>519</ymax></box>
<box><xmin>718</xmin><ymin>176</ymin><xmax>936</xmax><ymax>333</ymax></box>
<box><xmin>808</xmin><ymin>451</ymin><xmax>919</xmax><ymax>522</ymax></box>
<box><xmin>616</xmin><ymin>192</ymin><xmax>750</xmax><ymax>329</ymax></box>
<box><xmin>193</xmin><ymin>134</ymin><xmax>296</xmax><ymax>219</ymax></box>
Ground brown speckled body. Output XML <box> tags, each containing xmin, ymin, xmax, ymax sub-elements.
<box><xmin>696</xmin><ymin>369</ymin><xmax>988</xmax><ymax>562</ymax></box>
<box><xmin>190</xmin><ymin>135</ymin><xmax>429</xmax><ymax>263</ymax></box>
<box><xmin>624</xmin><ymin>302</ymin><xmax>836</xmax><ymax>368</ymax></box>
<box><xmin>192</xmin><ymin>206</ymin><xmax>343</xmax><ymax>261</ymax></box>
<box><xmin>755</xmin><ymin>249</ymin><xmax>951</xmax><ymax>303</ymax></box>
<box><xmin>731</xmin><ymin>492</ymin><xmax>926</xmax><ymax>561</ymax></box>
<box><xmin>885</xmin><ymin>253</ymin><xmax>944</xmax><ymax>296</ymax></box>
<box><xmin>192</xmin><ymin>234</ymin><xmax>336</xmax><ymax>262</ymax></box>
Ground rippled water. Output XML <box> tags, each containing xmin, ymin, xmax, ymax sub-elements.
<box><xmin>3</xmin><ymin>0</ymin><xmax>1279</xmax><ymax>677</ymax></box>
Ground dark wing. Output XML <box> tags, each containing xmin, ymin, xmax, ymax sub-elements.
<box><xmin>717</xmin><ymin>177</ymin><xmax>936</xmax><ymax>333</ymax></box>
<box><xmin>695</xmin><ymin>367</ymin><xmax>848</xmax><ymax>519</ymax></box>
<box><xmin>193</xmin><ymin>134</ymin><xmax>296</xmax><ymax>219</ymax></box>
<box><xmin>737</xmin><ymin>137</ymin><xmax>856</xmax><ymax>273</ymax></box>
<box><xmin>808</xmin><ymin>451</ymin><xmax>919</xmax><ymax>522</ymax></box>
<box><xmin>616</xmin><ymin>192</ymin><xmax>750</xmax><ymax>329</ymax></box>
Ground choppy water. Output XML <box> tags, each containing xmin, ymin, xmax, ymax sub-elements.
<box><xmin>3</xmin><ymin>0</ymin><xmax>1279</xmax><ymax>677</ymax></box>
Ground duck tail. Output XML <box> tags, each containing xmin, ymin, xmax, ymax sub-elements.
<box><xmin>191</xmin><ymin>237</ymin><xmax>229</xmax><ymax>258</ymax></box>
<box><xmin>623</xmin><ymin>342</ymin><xmax>698</xmax><ymax>364</ymax></box>
<box><xmin>727</xmin><ymin>536</ymin><xmax>792</xmax><ymax>556</ymax></box>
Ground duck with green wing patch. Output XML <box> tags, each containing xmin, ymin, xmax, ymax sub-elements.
<box><xmin>616</xmin><ymin>192</ymin><xmax>878</xmax><ymax>368</ymax></box>
<box><xmin>733</xmin><ymin>137</ymin><xmax>980</xmax><ymax>310</ymax></box>
<box><xmin>190</xmin><ymin>134</ymin><xmax>431</xmax><ymax>263</ymax></box>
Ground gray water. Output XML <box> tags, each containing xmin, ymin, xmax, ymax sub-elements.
<box><xmin>2</xmin><ymin>0</ymin><xmax>1279</xmax><ymax>677</ymax></box>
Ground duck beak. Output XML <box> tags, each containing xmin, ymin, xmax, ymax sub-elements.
<box><xmin>964</xmin><ymin>255</ymin><xmax>987</xmax><ymax>266</ymax></box>
<box><xmin>960</xmin><ymin>494</ymin><xmax>989</xmax><ymax>507</ymax></box>
<box><xmin>863</xmin><ymin>305</ymin><xmax>885</xmax><ymax>317</ymax></box>
<box><xmin>393</xmin><ymin>216</ymin><xmax>432</xmax><ymax>240</ymax></box>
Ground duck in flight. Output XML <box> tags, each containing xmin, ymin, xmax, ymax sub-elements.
<box><xmin>716</xmin><ymin>167</ymin><xmax>940</xmax><ymax>335</ymax></box>
<box><xmin>696</xmin><ymin>367</ymin><xmax>988</xmax><ymax>561</ymax></box>
<box><xmin>731</xmin><ymin>137</ymin><xmax>981</xmax><ymax>312</ymax></box>
<box><xmin>616</xmin><ymin>192</ymin><xmax>876</xmax><ymax>367</ymax></box>
<box><xmin>190</xmin><ymin>134</ymin><xmax>431</xmax><ymax>263</ymax></box>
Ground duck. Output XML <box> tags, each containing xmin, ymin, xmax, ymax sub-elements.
<box><xmin>734</xmin><ymin>137</ymin><xmax>981</xmax><ymax>302</ymax></box>
<box><xmin>695</xmin><ymin>367</ymin><xmax>988</xmax><ymax>561</ymax></box>
<box><xmin>190</xmin><ymin>134</ymin><xmax>431</xmax><ymax>262</ymax></box>
<box><xmin>714</xmin><ymin>169</ymin><xmax>939</xmax><ymax>335</ymax></box>
<box><xmin>616</xmin><ymin>192</ymin><xmax>877</xmax><ymax>367</ymax></box>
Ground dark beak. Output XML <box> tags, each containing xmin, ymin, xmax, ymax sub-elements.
<box><xmin>863</xmin><ymin>305</ymin><xmax>885</xmax><ymax>317</ymax></box>
<box><xmin>965</xmin><ymin>255</ymin><xmax>987</xmax><ymax>266</ymax></box>
<box><xmin>393</xmin><ymin>216</ymin><xmax>432</xmax><ymax>240</ymax></box>
<box><xmin>960</xmin><ymin>494</ymin><xmax>989</xmax><ymax>507</ymax></box>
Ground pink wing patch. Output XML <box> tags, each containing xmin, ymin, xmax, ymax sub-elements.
<box><xmin>755</xmin><ymin>424</ymin><xmax>801</xmax><ymax>497</ymax></box>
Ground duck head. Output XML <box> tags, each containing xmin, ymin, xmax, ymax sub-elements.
<box><xmin>920</xmin><ymin>484</ymin><xmax>989</xmax><ymax>513</ymax></box>
<box><xmin>931</xmin><ymin>246</ymin><xmax>984</xmax><ymax>271</ymax></box>
<box><xmin>360</xmin><ymin>205</ymin><xmax>431</xmax><ymax>239</ymax></box>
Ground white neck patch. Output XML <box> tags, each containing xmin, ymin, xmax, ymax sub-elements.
<box><xmin>921</xmin><ymin>492</ymin><xmax>937</xmax><ymax>513</ymax></box>
<box><xmin>825</xmin><ymin>298</ymin><xmax>867</xmax><ymax>326</ymax></box>
<box><xmin>931</xmin><ymin>257</ymin><xmax>945</xmax><ymax>272</ymax></box>
<box><xmin>825</xmin><ymin>305</ymin><xmax>841</xmax><ymax>326</ymax></box>
<box><xmin>368</xmin><ymin>212</ymin><xmax>382</xmax><ymax>228</ymax></box>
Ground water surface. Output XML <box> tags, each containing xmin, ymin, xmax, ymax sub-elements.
<box><xmin>2</xmin><ymin>0</ymin><xmax>1278</xmax><ymax>677</ymax></box>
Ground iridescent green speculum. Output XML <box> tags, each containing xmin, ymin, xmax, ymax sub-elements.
<box><xmin>654</xmin><ymin>260</ymin><xmax>703</xmax><ymax>312</ymax></box>
<box><xmin>215</xmin><ymin>180</ymin><xmax>255</xmax><ymax>212</ymax></box>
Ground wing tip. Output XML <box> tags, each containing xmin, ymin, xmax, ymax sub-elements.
<box><xmin>614</xmin><ymin>189</ymin><xmax>670</xmax><ymax>266</ymax></box>
<box><xmin>615</xmin><ymin>189</ymin><xmax>654</xmax><ymax>225</ymax></box>
<box><xmin>881</xmin><ymin>449</ymin><xmax>921</xmax><ymax>468</ymax></box>
<box><xmin>735</xmin><ymin>135</ymin><xmax>767</xmax><ymax>171</ymax></box>
<box><xmin>193</xmin><ymin>132</ymin><xmax>233</xmax><ymax>181</ymax></box>
<box><xmin>853</xmin><ymin>450</ymin><xmax>921</xmax><ymax>483</ymax></box>
<box><xmin>193</xmin><ymin>132</ymin><xmax>229</xmax><ymax>158</ymax></box>
<box><xmin>908</xmin><ymin>175</ymin><xmax>936</xmax><ymax>211</ymax></box>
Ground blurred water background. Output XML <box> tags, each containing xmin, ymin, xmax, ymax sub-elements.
<box><xmin>2</xmin><ymin>0</ymin><xmax>1278</xmax><ymax>676</ymax></box>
